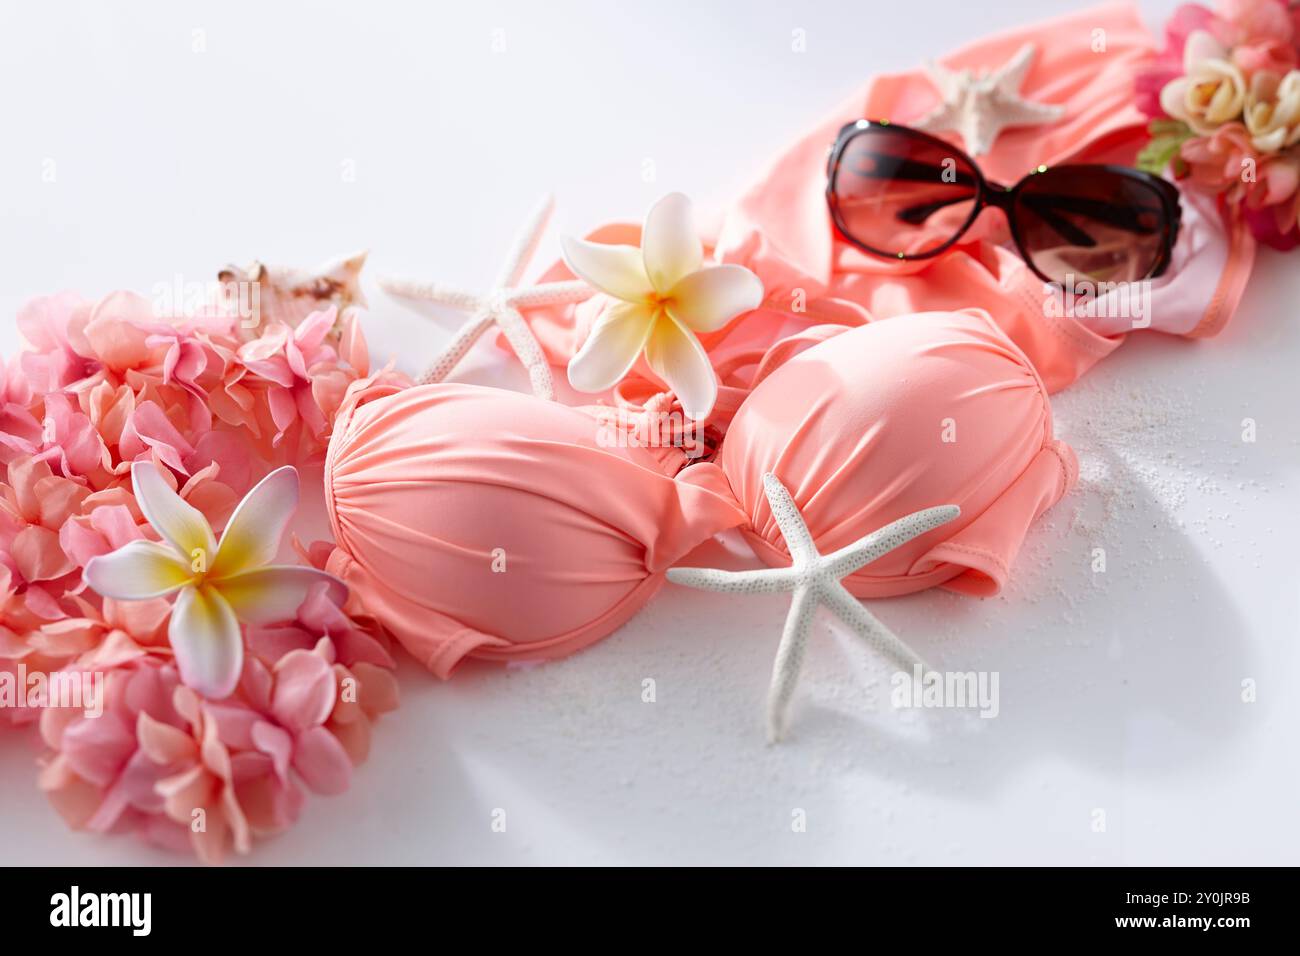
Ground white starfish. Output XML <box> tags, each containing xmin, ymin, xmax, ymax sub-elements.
<box><xmin>912</xmin><ymin>43</ymin><xmax>1063</xmax><ymax>156</ymax></box>
<box><xmin>667</xmin><ymin>474</ymin><xmax>959</xmax><ymax>743</ymax></box>
<box><xmin>380</xmin><ymin>195</ymin><xmax>593</xmax><ymax>399</ymax></box>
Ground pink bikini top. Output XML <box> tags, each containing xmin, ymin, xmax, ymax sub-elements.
<box><xmin>324</xmin><ymin>309</ymin><xmax>1072</xmax><ymax>675</ymax></box>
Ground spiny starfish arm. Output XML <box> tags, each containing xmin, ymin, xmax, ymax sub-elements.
<box><xmin>379</xmin><ymin>277</ymin><xmax>481</xmax><ymax>310</ymax></box>
<box><xmin>382</xmin><ymin>196</ymin><xmax>578</xmax><ymax>399</ymax></box>
<box><xmin>767</xmin><ymin>585</ymin><xmax>816</xmax><ymax>743</ymax></box>
<box><xmin>821</xmin><ymin>504</ymin><xmax>961</xmax><ymax>580</ymax></box>
<box><xmin>666</xmin><ymin>565</ymin><xmax>798</xmax><ymax>594</ymax></box>
<box><xmin>994</xmin><ymin>42</ymin><xmax>1037</xmax><ymax>91</ymax></box>
<box><xmin>416</xmin><ymin>311</ymin><xmax>495</xmax><ymax>385</ymax></box>
<box><xmin>911</xmin><ymin>42</ymin><xmax>1061</xmax><ymax>156</ymax></box>
<box><xmin>761</xmin><ymin>474</ymin><xmax>817</xmax><ymax>566</ymax></box>
<box><xmin>494</xmin><ymin>194</ymin><xmax>555</xmax><ymax>290</ymax></box>
<box><xmin>922</xmin><ymin>59</ymin><xmax>962</xmax><ymax>98</ymax></box>
<box><xmin>995</xmin><ymin>96</ymin><xmax>1065</xmax><ymax>124</ymax></box>
<box><xmin>505</xmin><ymin>280</ymin><xmax>594</xmax><ymax>309</ymax></box>
<box><xmin>496</xmin><ymin>305</ymin><xmax>555</xmax><ymax>401</ymax></box>
<box><xmin>820</xmin><ymin>580</ymin><xmax>927</xmax><ymax>673</ymax></box>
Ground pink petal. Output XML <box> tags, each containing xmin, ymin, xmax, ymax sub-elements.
<box><xmin>126</xmin><ymin>403</ymin><xmax>195</xmax><ymax>475</ymax></box>
<box><xmin>291</xmin><ymin>726</ymin><xmax>353</xmax><ymax>795</ymax></box>
<box><xmin>136</xmin><ymin>710</ymin><xmax>198</xmax><ymax>765</ymax></box>
<box><xmin>339</xmin><ymin>309</ymin><xmax>369</xmax><ymax>374</ymax></box>
<box><xmin>231</xmin><ymin>750</ymin><xmax>303</xmax><ymax>832</ymax></box>
<box><xmin>270</xmin><ymin>648</ymin><xmax>337</xmax><ymax>732</ymax></box>
<box><xmin>251</xmin><ymin>720</ymin><xmax>294</xmax><ymax>782</ymax></box>
<box><xmin>13</xmin><ymin>525</ymin><xmax>74</xmax><ymax>582</ymax></box>
<box><xmin>294</xmin><ymin>307</ymin><xmax>336</xmax><ymax>354</ymax></box>
<box><xmin>266</xmin><ymin>387</ymin><xmax>297</xmax><ymax>443</ymax></box>
<box><xmin>84</xmin><ymin>291</ymin><xmax>158</xmax><ymax>370</ymax></box>
<box><xmin>352</xmin><ymin>662</ymin><xmax>400</xmax><ymax>716</ymax></box>
<box><xmin>61</xmin><ymin>712</ymin><xmax>135</xmax><ymax>788</ymax></box>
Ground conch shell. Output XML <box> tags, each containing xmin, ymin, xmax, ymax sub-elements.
<box><xmin>219</xmin><ymin>250</ymin><xmax>368</xmax><ymax>332</ymax></box>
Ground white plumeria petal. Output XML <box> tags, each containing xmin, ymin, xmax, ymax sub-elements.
<box><xmin>215</xmin><ymin>565</ymin><xmax>348</xmax><ymax>625</ymax></box>
<box><xmin>169</xmin><ymin>584</ymin><xmax>243</xmax><ymax>700</ymax></box>
<box><xmin>560</xmin><ymin>236</ymin><xmax>654</xmax><ymax>302</ymax></box>
<box><xmin>210</xmin><ymin>466</ymin><xmax>299</xmax><ymax>579</ymax></box>
<box><xmin>665</xmin><ymin>264</ymin><xmax>764</xmax><ymax>333</ymax></box>
<box><xmin>644</xmin><ymin>314</ymin><xmax>717</xmax><ymax>421</ymax></box>
<box><xmin>83</xmin><ymin>540</ymin><xmax>193</xmax><ymax>601</ymax></box>
<box><xmin>641</xmin><ymin>192</ymin><xmax>703</xmax><ymax>293</ymax></box>
<box><xmin>567</xmin><ymin>300</ymin><xmax>656</xmax><ymax>393</ymax></box>
<box><xmin>131</xmin><ymin>461</ymin><xmax>217</xmax><ymax>566</ymax></box>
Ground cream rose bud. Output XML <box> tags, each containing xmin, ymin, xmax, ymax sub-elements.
<box><xmin>1244</xmin><ymin>70</ymin><xmax>1300</xmax><ymax>152</ymax></box>
<box><xmin>1160</xmin><ymin>30</ymin><xmax>1248</xmax><ymax>135</ymax></box>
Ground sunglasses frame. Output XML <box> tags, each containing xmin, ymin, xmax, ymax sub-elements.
<box><xmin>825</xmin><ymin>119</ymin><xmax>1183</xmax><ymax>286</ymax></box>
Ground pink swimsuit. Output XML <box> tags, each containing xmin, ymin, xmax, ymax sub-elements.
<box><xmin>326</xmin><ymin>309</ymin><xmax>1070</xmax><ymax>673</ymax></box>
<box><xmin>324</xmin><ymin>2</ymin><xmax>1254</xmax><ymax>676</ymax></box>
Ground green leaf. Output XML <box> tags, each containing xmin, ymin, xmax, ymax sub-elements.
<box><xmin>1136</xmin><ymin>119</ymin><xmax>1194</xmax><ymax>176</ymax></box>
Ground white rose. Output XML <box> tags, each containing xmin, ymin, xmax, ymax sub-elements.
<box><xmin>1243</xmin><ymin>69</ymin><xmax>1300</xmax><ymax>152</ymax></box>
<box><xmin>1160</xmin><ymin>30</ymin><xmax>1248</xmax><ymax>134</ymax></box>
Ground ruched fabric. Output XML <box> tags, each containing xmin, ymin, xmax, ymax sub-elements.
<box><xmin>325</xmin><ymin>380</ymin><xmax>746</xmax><ymax>676</ymax></box>
<box><xmin>706</xmin><ymin>311</ymin><xmax>1075</xmax><ymax>597</ymax></box>
<box><xmin>325</xmin><ymin>310</ymin><xmax>1075</xmax><ymax>676</ymax></box>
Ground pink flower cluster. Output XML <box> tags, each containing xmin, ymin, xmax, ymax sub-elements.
<box><xmin>39</xmin><ymin>635</ymin><xmax>398</xmax><ymax>865</ymax></box>
<box><xmin>1139</xmin><ymin>0</ymin><xmax>1300</xmax><ymax>247</ymax></box>
<box><xmin>1</xmin><ymin>271</ymin><xmax>409</xmax><ymax>862</ymax></box>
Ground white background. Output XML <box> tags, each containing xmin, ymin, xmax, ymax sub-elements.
<box><xmin>1</xmin><ymin>0</ymin><xmax>1297</xmax><ymax>865</ymax></box>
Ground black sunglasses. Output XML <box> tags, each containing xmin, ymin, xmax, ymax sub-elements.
<box><xmin>825</xmin><ymin>120</ymin><xmax>1181</xmax><ymax>286</ymax></box>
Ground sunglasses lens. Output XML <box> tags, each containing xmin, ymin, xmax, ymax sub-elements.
<box><xmin>830</xmin><ymin>129</ymin><xmax>981</xmax><ymax>257</ymax></box>
<box><xmin>1012</xmin><ymin>168</ymin><xmax>1170</xmax><ymax>284</ymax></box>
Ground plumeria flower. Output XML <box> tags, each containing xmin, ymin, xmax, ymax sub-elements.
<box><xmin>562</xmin><ymin>192</ymin><xmax>763</xmax><ymax>420</ymax></box>
<box><xmin>83</xmin><ymin>462</ymin><xmax>346</xmax><ymax>700</ymax></box>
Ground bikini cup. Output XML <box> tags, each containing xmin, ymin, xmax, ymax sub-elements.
<box><xmin>702</xmin><ymin>308</ymin><xmax>1077</xmax><ymax>597</ymax></box>
<box><xmin>323</xmin><ymin>381</ymin><xmax>745</xmax><ymax>677</ymax></box>
<box><xmin>323</xmin><ymin>309</ymin><xmax>1074</xmax><ymax>676</ymax></box>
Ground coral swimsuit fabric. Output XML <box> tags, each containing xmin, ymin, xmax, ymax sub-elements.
<box><xmin>323</xmin><ymin>3</ymin><xmax>1250</xmax><ymax>676</ymax></box>
<box><xmin>518</xmin><ymin>2</ymin><xmax>1256</xmax><ymax>396</ymax></box>
<box><xmin>325</xmin><ymin>310</ymin><xmax>1072</xmax><ymax>672</ymax></box>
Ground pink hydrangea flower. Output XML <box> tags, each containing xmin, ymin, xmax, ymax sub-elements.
<box><xmin>3</xmin><ymin>260</ymin><xmax>406</xmax><ymax>858</ymax></box>
<box><xmin>237</xmin><ymin>308</ymin><xmax>341</xmax><ymax>445</ymax></box>
<box><xmin>38</xmin><ymin>634</ymin><xmax>396</xmax><ymax>863</ymax></box>
<box><xmin>1220</xmin><ymin>0</ymin><xmax>1297</xmax><ymax>75</ymax></box>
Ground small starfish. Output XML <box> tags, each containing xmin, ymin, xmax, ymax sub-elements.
<box><xmin>667</xmin><ymin>474</ymin><xmax>959</xmax><ymax>742</ymax></box>
<box><xmin>912</xmin><ymin>43</ymin><xmax>1063</xmax><ymax>156</ymax></box>
<box><xmin>380</xmin><ymin>195</ymin><xmax>593</xmax><ymax>399</ymax></box>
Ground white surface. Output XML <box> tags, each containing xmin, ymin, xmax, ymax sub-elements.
<box><xmin>1</xmin><ymin>0</ymin><xmax>1297</xmax><ymax>866</ymax></box>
